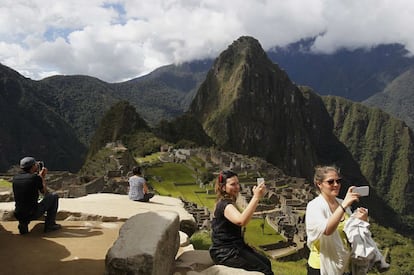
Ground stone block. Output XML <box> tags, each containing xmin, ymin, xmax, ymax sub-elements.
<box><xmin>105</xmin><ymin>211</ymin><xmax>180</xmax><ymax>275</ymax></box>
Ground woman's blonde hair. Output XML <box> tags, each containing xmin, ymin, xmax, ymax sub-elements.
<box><xmin>313</xmin><ymin>165</ymin><xmax>341</xmax><ymax>188</ymax></box>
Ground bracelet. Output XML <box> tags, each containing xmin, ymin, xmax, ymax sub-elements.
<box><xmin>339</xmin><ymin>204</ymin><xmax>346</xmax><ymax>212</ymax></box>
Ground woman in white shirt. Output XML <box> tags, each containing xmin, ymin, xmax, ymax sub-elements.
<box><xmin>305</xmin><ymin>165</ymin><xmax>364</xmax><ymax>275</ymax></box>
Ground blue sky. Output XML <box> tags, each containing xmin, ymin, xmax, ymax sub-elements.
<box><xmin>1</xmin><ymin>0</ymin><xmax>414</xmax><ymax>82</ymax></box>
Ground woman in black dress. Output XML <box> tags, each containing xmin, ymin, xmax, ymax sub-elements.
<box><xmin>209</xmin><ymin>170</ymin><xmax>274</xmax><ymax>275</ymax></box>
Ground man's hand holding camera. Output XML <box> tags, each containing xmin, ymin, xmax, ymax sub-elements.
<box><xmin>37</xmin><ymin>161</ymin><xmax>47</xmax><ymax>178</ymax></box>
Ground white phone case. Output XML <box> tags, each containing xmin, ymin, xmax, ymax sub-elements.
<box><xmin>257</xmin><ymin>178</ymin><xmax>264</xmax><ymax>185</ymax></box>
<box><xmin>354</xmin><ymin>186</ymin><xmax>369</xmax><ymax>196</ymax></box>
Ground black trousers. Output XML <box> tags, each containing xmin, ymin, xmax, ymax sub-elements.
<box><xmin>18</xmin><ymin>193</ymin><xmax>59</xmax><ymax>226</ymax></box>
<box><xmin>134</xmin><ymin>193</ymin><xmax>154</xmax><ymax>202</ymax></box>
<box><xmin>307</xmin><ymin>264</ymin><xmax>321</xmax><ymax>275</ymax></box>
<box><xmin>213</xmin><ymin>245</ymin><xmax>274</xmax><ymax>275</ymax></box>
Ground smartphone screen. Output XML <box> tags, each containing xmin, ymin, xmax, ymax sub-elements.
<box><xmin>354</xmin><ymin>186</ymin><xmax>369</xmax><ymax>196</ymax></box>
<box><xmin>257</xmin><ymin>178</ymin><xmax>264</xmax><ymax>185</ymax></box>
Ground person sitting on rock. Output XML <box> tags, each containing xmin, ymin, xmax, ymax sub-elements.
<box><xmin>12</xmin><ymin>157</ymin><xmax>61</xmax><ymax>234</ymax></box>
<box><xmin>209</xmin><ymin>170</ymin><xmax>274</xmax><ymax>275</ymax></box>
<box><xmin>128</xmin><ymin>166</ymin><xmax>154</xmax><ymax>202</ymax></box>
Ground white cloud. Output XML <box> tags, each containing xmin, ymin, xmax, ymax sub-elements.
<box><xmin>1</xmin><ymin>0</ymin><xmax>414</xmax><ymax>82</ymax></box>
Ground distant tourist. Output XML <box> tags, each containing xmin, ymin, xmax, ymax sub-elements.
<box><xmin>128</xmin><ymin>166</ymin><xmax>154</xmax><ymax>202</ymax></box>
<box><xmin>305</xmin><ymin>165</ymin><xmax>360</xmax><ymax>275</ymax></box>
<box><xmin>12</xmin><ymin>157</ymin><xmax>61</xmax><ymax>234</ymax></box>
<box><xmin>209</xmin><ymin>170</ymin><xmax>274</xmax><ymax>275</ymax></box>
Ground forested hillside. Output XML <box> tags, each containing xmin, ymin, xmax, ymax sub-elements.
<box><xmin>324</xmin><ymin>96</ymin><xmax>414</xmax><ymax>229</ymax></box>
<box><xmin>364</xmin><ymin>68</ymin><xmax>414</xmax><ymax>130</ymax></box>
<box><xmin>0</xmin><ymin>64</ymin><xmax>86</xmax><ymax>172</ymax></box>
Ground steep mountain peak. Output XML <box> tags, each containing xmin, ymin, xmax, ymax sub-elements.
<box><xmin>190</xmin><ymin>36</ymin><xmax>294</xmax><ymax>127</ymax></box>
<box><xmin>215</xmin><ymin>36</ymin><xmax>268</xmax><ymax>66</ymax></box>
<box><xmin>189</xmin><ymin>36</ymin><xmax>319</xmax><ymax>177</ymax></box>
<box><xmin>210</xmin><ymin>36</ymin><xmax>283</xmax><ymax>104</ymax></box>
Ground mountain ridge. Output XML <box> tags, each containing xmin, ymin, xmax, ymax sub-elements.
<box><xmin>363</xmin><ymin>68</ymin><xmax>414</xmax><ymax>130</ymax></box>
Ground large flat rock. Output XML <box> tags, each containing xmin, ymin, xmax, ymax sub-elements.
<box><xmin>0</xmin><ymin>193</ymin><xmax>195</xmax><ymax>222</ymax></box>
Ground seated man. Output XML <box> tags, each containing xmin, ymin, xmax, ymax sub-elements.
<box><xmin>12</xmin><ymin>157</ymin><xmax>61</xmax><ymax>234</ymax></box>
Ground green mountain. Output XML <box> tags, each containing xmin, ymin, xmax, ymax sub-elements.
<box><xmin>0</xmin><ymin>64</ymin><xmax>86</xmax><ymax>172</ymax></box>
<box><xmin>363</xmin><ymin>68</ymin><xmax>414</xmax><ymax>130</ymax></box>
<box><xmin>40</xmin><ymin>75</ymin><xmax>120</xmax><ymax>145</ymax></box>
<box><xmin>86</xmin><ymin>100</ymin><xmax>150</xmax><ymax>157</ymax></box>
<box><xmin>80</xmin><ymin>100</ymin><xmax>168</xmax><ymax>175</ymax></box>
<box><xmin>154</xmin><ymin>113</ymin><xmax>214</xmax><ymax>147</ymax></box>
<box><xmin>324</xmin><ymin>96</ymin><xmax>414</xmax><ymax>223</ymax></box>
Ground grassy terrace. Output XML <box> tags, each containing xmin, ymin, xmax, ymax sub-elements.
<box><xmin>145</xmin><ymin>162</ymin><xmax>217</xmax><ymax>209</ymax></box>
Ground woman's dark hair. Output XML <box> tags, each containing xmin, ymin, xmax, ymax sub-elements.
<box><xmin>215</xmin><ymin>170</ymin><xmax>238</xmax><ymax>200</ymax></box>
<box><xmin>132</xmin><ymin>166</ymin><xmax>142</xmax><ymax>175</ymax></box>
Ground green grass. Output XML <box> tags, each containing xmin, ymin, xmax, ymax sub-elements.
<box><xmin>0</xmin><ymin>179</ymin><xmax>12</xmax><ymax>188</ymax></box>
<box><xmin>190</xmin><ymin>230</ymin><xmax>212</xmax><ymax>250</ymax></box>
<box><xmin>146</xmin><ymin>162</ymin><xmax>216</xmax><ymax>209</ymax></box>
<box><xmin>271</xmin><ymin>260</ymin><xmax>307</xmax><ymax>275</ymax></box>
<box><xmin>186</xmin><ymin>156</ymin><xmax>208</xmax><ymax>173</ymax></box>
<box><xmin>245</xmin><ymin>218</ymin><xmax>285</xmax><ymax>246</ymax></box>
<box><xmin>137</xmin><ymin>152</ymin><xmax>162</xmax><ymax>164</ymax></box>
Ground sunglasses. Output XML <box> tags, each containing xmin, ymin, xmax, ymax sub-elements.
<box><xmin>324</xmin><ymin>178</ymin><xmax>343</xmax><ymax>185</ymax></box>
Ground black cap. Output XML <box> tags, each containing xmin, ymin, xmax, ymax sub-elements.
<box><xmin>20</xmin><ymin>157</ymin><xmax>36</xmax><ymax>169</ymax></box>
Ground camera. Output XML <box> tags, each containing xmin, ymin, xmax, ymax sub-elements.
<box><xmin>37</xmin><ymin>161</ymin><xmax>45</xmax><ymax>172</ymax></box>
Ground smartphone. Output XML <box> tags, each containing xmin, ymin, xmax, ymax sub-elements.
<box><xmin>354</xmin><ymin>186</ymin><xmax>369</xmax><ymax>196</ymax></box>
<box><xmin>257</xmin><ymin>178</ymin><xmax>264</xmax><ymax>185</ymax></box>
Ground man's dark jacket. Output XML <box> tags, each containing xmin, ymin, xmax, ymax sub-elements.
<box><xmin>12</xmin><ymin>172</ymin><xmax>43</xmax><ymax>221</ymax></box>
